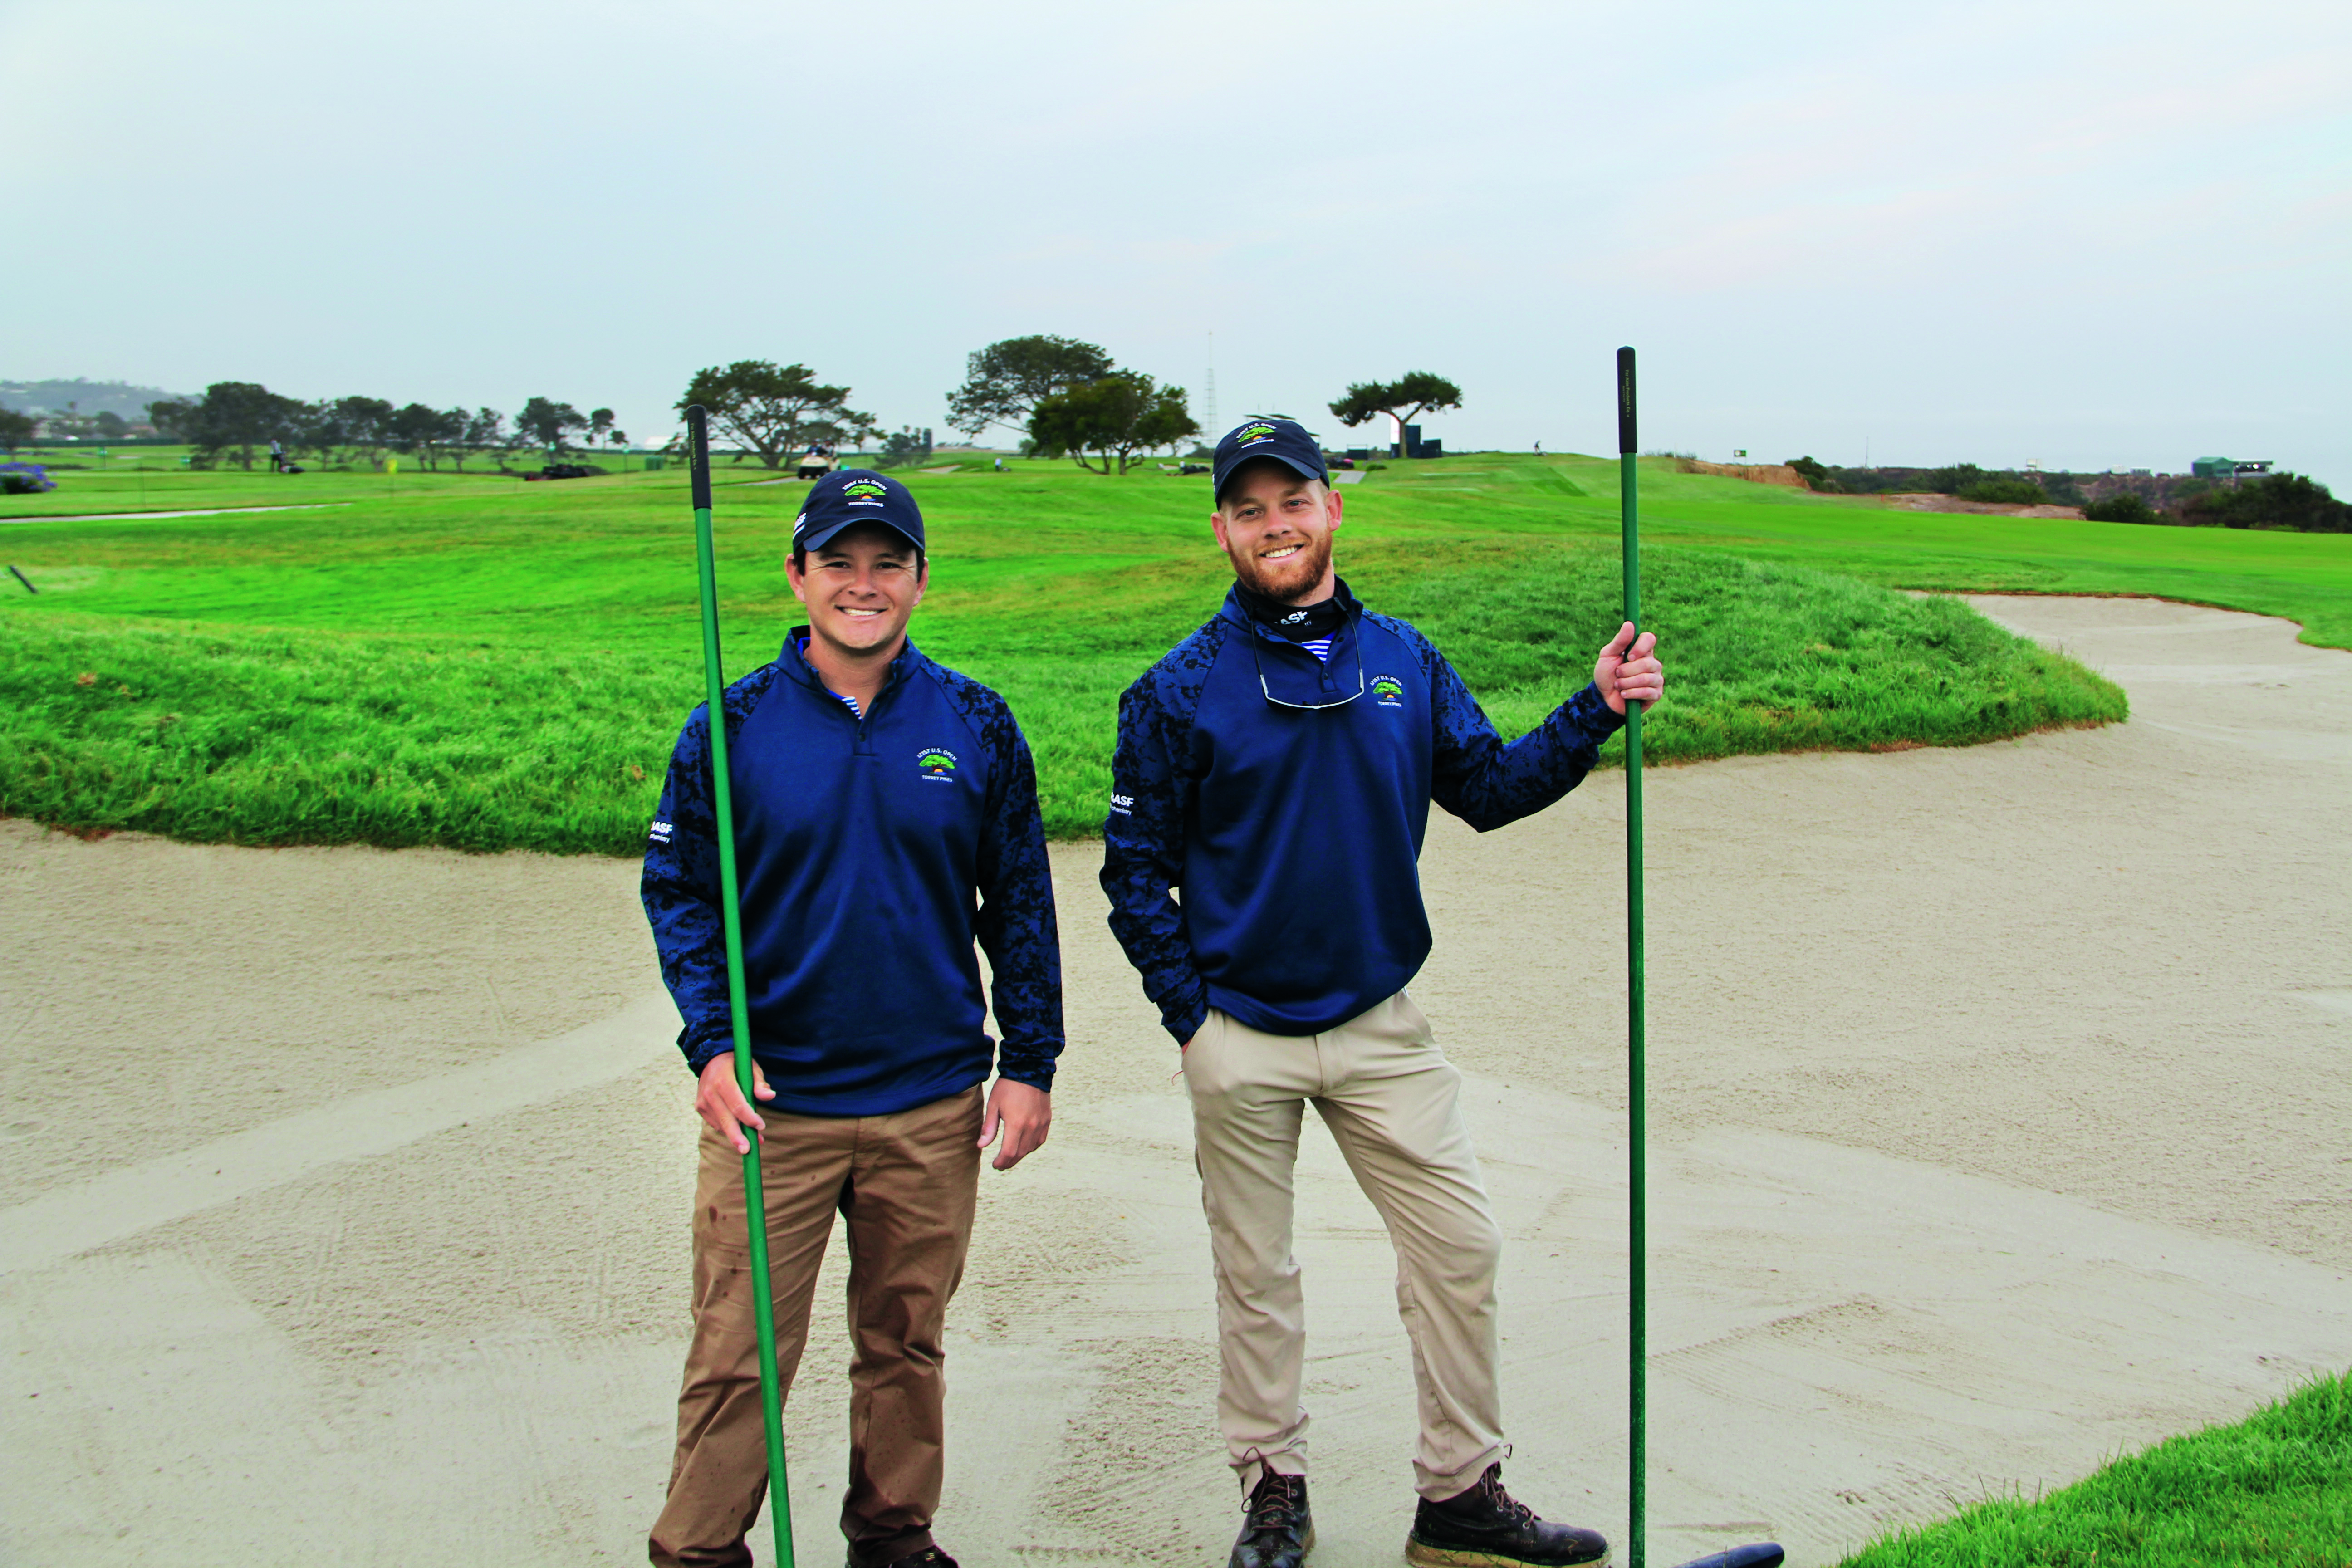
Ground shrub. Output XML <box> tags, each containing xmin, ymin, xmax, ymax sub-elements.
<box><xmin>1920</xmin><ymin>462</ymin><xmax>1989</xmax><ymax>495</ymax></box>
<box><xmin>2085</xmin><ymin>492</ymin><xmax>2159</xmax><ymax>525</ymax></box>
<box><xmin>1785</xmin><ymin>455</ymin><xmax>1845</xmax><ymax>492</ymax></box>
<box><xmin>0</xmin><ymin>462</ymin><xmax>57</xmax><ymax>495</ymax></box>
<box><xmin>2183</xmin><ymin>472</ymin><xmax>2352</xmax><ymax>533</ymax></box>
<box><xmin>1958</xmin><ymin>476</ymin><xmax>2050</xmax><ymax>505</ymax></box>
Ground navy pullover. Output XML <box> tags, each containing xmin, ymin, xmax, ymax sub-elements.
<box><xmin>643</xmin><ymin>633</ymin><xmax>1063</xmax><ymax>1117</ymax></box>
<box><xmin>1102</xmin><ymin>583</ymin><xmax>1623</xmax><ymax>1043</ymax></box>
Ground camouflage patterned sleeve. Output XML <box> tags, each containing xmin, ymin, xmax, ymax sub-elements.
<box><xmin>1407</xmin><ymin>622</ymin><xmax>1626</xmax><ymax>833</ymax></box>
<box><xmin>964</xmin><ymin>686</ymin><xmax>1066</xmax><ymax>1092</ymax></box>
<box><xmin>1100</xmin><ymin>655</ymin><xmax>1213</xmax><ymax>1045</ymax></box>
<box><xmin>639</xmin><ymin>666</ymin><xmax>779</xmax><ymax>1074</ymax></box>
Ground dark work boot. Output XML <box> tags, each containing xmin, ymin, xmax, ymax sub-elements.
<box><xmin>1406</xmin><ymin>1463</ymin><xmax>1609</xmax><ymax>1568</ymax></box>
<box><xmin>1229</xmin><ymin>1470</ymin><xmax>1313</xmax><ymax>1568</ymax></box>
<box><xmin>866</xmin><ymin>1548</ymin><xmax>957</xmax><ymax>1568</ymax></box>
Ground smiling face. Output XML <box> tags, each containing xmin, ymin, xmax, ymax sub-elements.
<box><xmin>787</xmin><ymin>522</ymin><xmax>927</xmax><ymax>662</ymax></box>
<box><xmin>1212</xmin><ymin>459</ymin><xmax>1342</xmax><ymax>604</ymax></box>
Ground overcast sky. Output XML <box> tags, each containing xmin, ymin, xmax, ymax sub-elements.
<box><xmin>8</xmin><ymin>0</ymin><xmax>2346</xmax><ymax>483</ymax></box>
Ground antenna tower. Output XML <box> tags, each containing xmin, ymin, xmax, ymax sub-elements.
<box><xmin>1204</xmin><ymin>331</ymin><xmax>1218</xmax><ymax>436</ymax></box>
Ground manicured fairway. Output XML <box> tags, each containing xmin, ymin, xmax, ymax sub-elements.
<box><xmin>0</xmin><ymin>454</ymin><xmax>2156</xmax><ymax>848</ymax></box>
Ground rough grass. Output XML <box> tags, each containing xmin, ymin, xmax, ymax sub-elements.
<box><xmin>0</xmin><ymin>455</ymin><xmax>2172</xmax><ymax>848</ymax></box>
<box><xmin>1840</xmin><ymin>1370</ymin><xmax>2352</xmax><ymax>1567</ymax></box>
<box><xmin>1347</xmin><ymin>539</ymin><xmax>2124</xmax><ymax>760</ymax></box>
<box><xmin>0</xmin><ymin>528</ymin><xmax>2122</xmax><ymax>849</ymax></box>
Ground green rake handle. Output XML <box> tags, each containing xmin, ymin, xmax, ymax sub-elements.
<box><xmin>686</xmin><ymin>405</ymin><xmax>796</xmax><ymax>1568</ymax></box>
<box><xmin>1617</xmin><ymin>347</ymin><xmax>1647</xmax><ymax>1568</ymax></box>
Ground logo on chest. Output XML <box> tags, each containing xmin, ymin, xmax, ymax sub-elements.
<box><xmin>916</xmin><ymin>746</ymin><xmax>959</xmax><ymax>781</ymax></box>
<box><xmin>1369</xmin><ymin>674</ymin><xmax>1406</xmax><ymax>708</ymax></box>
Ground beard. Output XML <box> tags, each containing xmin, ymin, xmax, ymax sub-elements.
<box><xmin>1227</xmin><ymin>526</ymin><xmax>1335</xmax><ymax>604</ymax></box>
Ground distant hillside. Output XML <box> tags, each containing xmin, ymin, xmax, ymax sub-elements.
<box><xmin>0</xmin><ymin>378</ymin><xmax>193</xmax><ymax>418</ymax></box>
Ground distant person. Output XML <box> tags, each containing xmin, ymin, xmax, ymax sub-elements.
<box><xmin>1101</xmin><ymin>416</ymin><xmax>1663</xmax><ymax>1568</ymax></box>
<box><xmin>269</xmin><ymin>438</ymin><xmax>285</xmax><ymax>472</ymax></box>
<box><xmin>641</xmin><ymin>468</ymin><xmax>1066</xmax><ymax>1568</ymax></box>
<box><xmin>993</xmin><ymin>457</ymin><xmax>1005</xmax><ymax>472</ymax></box>
<box><xmin>1533</xmin><ymin>441</ymin><xmax>1544</xmax><ymax>457</ymax></box>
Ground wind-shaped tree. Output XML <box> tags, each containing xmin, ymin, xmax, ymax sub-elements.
<box><xmin>1328</xmin><ymin>372</ymin><xmax>1463</xmax><ymax>453</ymax></box>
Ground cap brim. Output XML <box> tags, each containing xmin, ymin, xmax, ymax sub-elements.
<box><xmin>798</xmin><ymin>517</ymin><xmax>924</xmax><ymax>554</ymax></box>
<box><xmin>1214</xmin><ymin>452</ymin><xmax>1326</xmax><ymax>498</ymax></box>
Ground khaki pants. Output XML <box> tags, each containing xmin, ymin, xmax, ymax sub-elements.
<box><xmin>1183</xmin><ymin>992</ymin><xmax>1505</xmax><ymax>1501</ymax></box>
<box><xmin>649</xmin><ymin>1085</ymin><xmax>984</xmax><ymax>1568</ymax></box>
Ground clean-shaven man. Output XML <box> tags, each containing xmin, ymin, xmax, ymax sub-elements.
<box><xmin>1102</xmin><ymin>418</ymin><xmax>1663</xmax><ymax>1568</ymax></box>
<box><xmin>643</xmin><ymin>468</ymin><xmax>1063</xmax><ymax>1568</ymax></box>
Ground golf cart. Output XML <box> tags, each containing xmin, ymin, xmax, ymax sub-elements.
<box><xmin>795</xmin><ymin>443</ymin><xmax>835</xmax><ymax>481</ymax></box>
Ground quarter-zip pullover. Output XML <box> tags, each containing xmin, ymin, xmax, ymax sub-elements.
<box><xmin>643</xmin><ymin>631</ymin><xmax>1063</xmax><ymax>1116</ymax></box>
<box><xmin>1102</xmin><ymin>583</ymin><xmax>1623</xmax><ymax>1043</ymax></box>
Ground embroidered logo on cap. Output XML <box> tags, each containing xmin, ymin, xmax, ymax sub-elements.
<box><xmin>842</xmin><ymin>479</ymin><xmax>888</xmax><ymax>504</ymax></box>
<box><xmin>1236</xmin><ymin>422</ymin><xmax>1279</xmax><ymax>446</ymax></box>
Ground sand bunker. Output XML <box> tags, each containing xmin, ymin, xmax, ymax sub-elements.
<box><xmin>1677</xmin><ymin>460</ymin><xmax>1809</xmax><ymax>488</ymax></box>
<box><xmin>2</xmin><ymin>596</ymin><xmax>2346</xmax><ymax>1565</ymax></box>
<box><xmin>1883</xmin><ymin>492</ymin><xmax>2086</xmax><ymax>519</ymax></box>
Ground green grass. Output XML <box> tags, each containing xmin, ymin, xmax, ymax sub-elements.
<box><xmin>1840</xmin><ymin>1370</ymin><xmax>2352</xmax><ymax>1567</ymax></box>
<box><xmin>0</xmin><ymin>454</ymin><xmax>2141</xmax><ymax>849</ymax></box>
<box><xmin>15</xmin><ymin>443</ymin><xmax>2342</xmax><ymax>851</ymax></box>
<box><xmin>1419</xmin><ymin>453</ymin><xmax>2352</xmax><ymax>653</ymax></box>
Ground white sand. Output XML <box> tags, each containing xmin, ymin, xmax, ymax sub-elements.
<box><xmin>1</xmin><ymin>595</ymin><xmax>2345</xmax><ymax>1566</ymax></box>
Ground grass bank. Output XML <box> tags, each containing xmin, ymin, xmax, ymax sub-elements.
<box><xmin>1840</xmin><ymin>1370</ymin><xmax>2352</xmax><ymax>1567</ymax></box>
<box><xmin>0</xmin><ymin>538</ymin><xmax>2120</xmax><ymax>849</ymax></box>
<box><xmin>1</xmin><ymin>451</ymin><xmax>2260</xmax><ymax>851</ymax></box>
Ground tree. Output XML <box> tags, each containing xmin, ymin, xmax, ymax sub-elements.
<box><xmin>675</xmin><ymin>362</ymin><xmax>870</xmax><ymax>470</ymax></box>
<box><xmin>0</xmin><ymin>408</ymin><xmax>34</xmax><ymax>454</ymax></box>
<box><xmin>516</xmin><ymin>396</ymin><xmax>589</xmax><ymax>456</ymax></box>
<box><xmin>388</xmin><ymin>403</ymin><xmax>464</xmax><ymax>470</ymax></box>
<box><xmin>588</xmin><ymin>407</ymin><xmax>615</xmax><ymax>451</ymax></box>
<box><xmin>289</xmin><ymin>399</ymin><xmax>340</xmax><ymax>466</ymax></box>
<box><xmin>877</xmin><ymin>426</ymin><xmax>932</xmax><ymax>469</ymax></box>
<box><xmin>1028</xmin><ymin>373</ymin><xmax>1199</xmax><ymax>475</ymax></box>
<box><xmin>330</xmin><ymin>396</ymin><xmax>397</xmax><ymax>468</ymax></box>
<box><xmin>946</xmin><ymin>335</ymin><xmax>1115</xmax><ymax>438</ymax></box>
<box><xmin>93</xmin><ymin>410</ymin><xmax>128</xmax><ymax>440</ymax></box>
<box><xmin>1328</xmin><ymin>372</ymin><xmax>1463</xmax><ymax>454</ymax></box>
<box><xmin>804</xmin><ymin>408</ymin><xmax>878</xmax><ymax>454</ymax></box>
<box><xmin>174</xmin><ymin>381</ymin><xmax>304</xmax><ymax>470</ymax></box>
<box><xmin>452</xmin><ymin>408</ymin><xmax>505</xmax><ymax>472</ymax></box>
<box><xmin>144</xmin><ymin>399</ymin><xmax>191</xmax><ymax>441</ymax></box>
<box><xmin>2183</xmin><ymin>472</ymin><xmax>2350</xmax><ymax>533</ymax></box>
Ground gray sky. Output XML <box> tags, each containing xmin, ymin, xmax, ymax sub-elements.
<box><xmin>9</xmin><ymin>0</ymin><xmax>2346</xmax><ymax>484</ymax></box>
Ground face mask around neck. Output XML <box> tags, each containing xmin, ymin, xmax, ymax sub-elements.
<box><xmin>1236</xmin><ymin>581</ymin><xmax>1348</xmax><ymax>643</ymax></box>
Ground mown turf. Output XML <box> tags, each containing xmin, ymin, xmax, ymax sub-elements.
<box><xmin>0</xmin><ymin>452</ymin><xmax>2205</xmax><ymax>850</ymax></box>
<box><xmin>1839</xmin><ymin>1370</ymin><xmax>2352</xmax><ymax>1567</ymax></box>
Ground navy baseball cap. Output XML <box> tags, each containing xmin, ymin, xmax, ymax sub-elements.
<box><xmin>1212</xmin><ymin>416</ymin><xmax>1328</xmax><ymax>502</ymax></box>
<box><xmin>794</xmin><ymin>469</ymin><xmax>926</xmax><ymax>554</ymax></box>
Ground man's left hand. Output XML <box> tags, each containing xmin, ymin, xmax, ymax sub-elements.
<box><xmin>1595</xmin><ymin>621</ymin><xmax>1664</xmax><ymax>715</ymax></box>
<box><xmin>979</xmin><ymin>1078</ymin><xmax>1052</xmax><ymax>1171</ymax></box>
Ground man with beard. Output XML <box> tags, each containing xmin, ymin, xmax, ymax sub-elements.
<box><xmin>1101</xmin><ymin>417</ymin><xmax>1662</xmax><ymax>1568</ymax></box>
